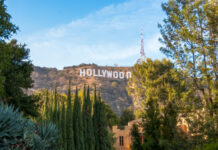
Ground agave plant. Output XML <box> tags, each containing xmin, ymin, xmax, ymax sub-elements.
<box><xmin>0</xmin><ymin>103</ymin><xmax>59</xmax><ymax>150</ymax></box>
<box><xmin>0</xmin><ymin>103</ymin><xmax>25</xmax><ymax>149</ymax></box>
<box><xmin>31</xmin><ymin>122</ymin><xmax>59</xmax><ymax>150</ymax></box>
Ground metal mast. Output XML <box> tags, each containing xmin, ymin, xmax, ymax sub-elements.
<box><xmin>140</xmin><ymin>30</ymin><xmax>145</xmax><ymax>59</ymax></box>
<box><xmin>137</xmin><ymin>29</ymin><xmax>146</xmax><ymax>64</ymax></box>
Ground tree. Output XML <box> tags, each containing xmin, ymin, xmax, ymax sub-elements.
<box><xmin>73</xmin><ymin>87</ymin><xmax>84</xmax><ymax>150</ymax></box>
<box><xmin>0</xmin><ymin>40</ymin><xmax>39</xmax><ymax>117</ymax></box>
<box><xmin>66</xmin><ymin>80</ymin><xmax>74</xmax><ymax>150</ymax></box>
<box><xmin>52</xmin><ymin>83</ymin><xmax>58</xmax><ymax>124</ymax></box>
<box><xmin>0</xmin><ymin>0</ymin><xmax>38</xmax><ymax>117</ymax></box>
<box><xmin>158</xmin><ymin>0</ymin><xmax>217</xmax><ymax>146</ymax></box>
<box><xmin>131</xmin><ymin>123</ymin><xmax>143</xmax><ymax>150</ymax></box>
<box><xmin>128</xmin><ymin>59</ymin><xmax>191</xmax><ymax>149</ymax></box>
<box><xmin>43</xmin><ymin>89</ymin><xmax>49</xmax><ymax>120</ymax></box>
<box><xmin>0</xmin><ymin>0</ymin><xmax>18</xmax><ymax>40</ymax></box>
<box><xmin>93</xmin><ymin>86</ymin><xmax>100</xmax><ymax>150</ymax></box>
<box><xmin>82</xmin><ymin>86</ymin><xmax>95</xmax><ymax>150</ymax></box>
<box><xmin>142</xmin><ymin>98</ymin><xmax>161</xmax><ymax>150</ymax></box>
<box><xmin>104</xmin><ymin>102</ymin><xmax>120</xmax><ymax>128</ymax></box>
<box><xmin>61</xmin><ymin>101</ymin><xmax>66</xmax><ymax>150</ymax></box>
<box><xmin>120</xmin><ymin>108</ymin><xmax>135</xmax><ymax>126</ymax></box>
<box><xmin>95</xmin><ymin>90</ymin><xmax>112</xmax><ymax>150</ymax></box>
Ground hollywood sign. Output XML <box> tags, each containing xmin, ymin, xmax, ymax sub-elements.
<box><xmin>80</xmin><ymin>69</ymin><xmax>132</xmax><ymax>79</ymax></box>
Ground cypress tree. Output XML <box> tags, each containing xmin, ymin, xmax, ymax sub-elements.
<box><xmin>57</xmin><ymin>100</ymin><xmax>61</xmax><ymax>128</ymax></box>
<box><xmin>53</xmin><ymin>83</ymin><xmax>58</xmax><ymax>123</ymax></box>
<box><xmin>61</xmin><ymin>101</ymin><xmax>66</xmax><ymax>150</ymax></box>
<box><xmin>73</xmin><ymin>87</ymin><xmax>84</xmax><ymax>150</ymax></box>
<box><xmin>82</xmin><ymin>86</ymin><xmax>95</xmax><ymax>150</ymax></box>
<box><xmin>43</xmin><ymin>89</ymin><xmax>49</xmax><ymax>120</ymax></box>
<box><xmin>93</xmin><ymin>85</ymin><xmax>100</xmax><ymax>150</ymax></box>
<box><xmin>66</xmin><ymin>80</ymin><xmax>74</xmax><ymax>150</ymax></box>
<box><xmin>93</xmin><ymin>89</ymin><xmax>111</xmax><ymax>150</ymax></box>
<box><xmin>97</xmin><ymin>91</ymin><xmax>111</xmax><ymax>150</ymax></box>
<box><xmin>131</xmin><ymin>124</ymin><xmax>143</xmax><ymax>150</ymax></box>
<box><xmin>142</xmin><ymin>98</ymin><xmax>161</xmax><ymax>150</ymax></box>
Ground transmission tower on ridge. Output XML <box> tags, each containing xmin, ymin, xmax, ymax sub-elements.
<box><xmin>136</xmin><ymin>29</ymin><xmax>146</xmax><ymax>64</ymax></box>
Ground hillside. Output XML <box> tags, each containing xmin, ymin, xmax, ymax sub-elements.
<box><xmin>31</xmin><ymin>64</ymin><xmax>133</xmax><ymax>115</ymax></box>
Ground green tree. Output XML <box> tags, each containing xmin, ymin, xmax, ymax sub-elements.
<box><xmin>120</xmin><ymin>108</ymin><xmax>135</xmax><ymax>126</ymax></box>
<box><xmin>158</xmin><ymin>0</ymin><xmax>217</xmax><ymax>146</ymax></box>
<box><xmin>0</xmin><ymin>40</ymin><xmax>39</xmax><ymax>117</ymax></box>
<box><xmin>0</xmin><ymin>0</ymin><xmax>38</xmax><ymax>117</ymax></box>
<box><xmin>82</xmin><ymin>86</ymin><xmax>95</xmax><ymax>150</ymax></box>
<box><xmin>128</xmin><ymin>59</ymin><xmax>191</xmax><ymax>149</ymax></box>
<box><xmin>142</xmin><ymin>98</ymin><xmax>161</xmax><ymax>150</ymax></box>
<box><xmin>104</xmin><ymin>102</ymin><xmax>120</xmax><ymax>128</ymax></box>
<box><xmin>61</xmin><ymin>101</ymin><xmax>66</xmax><ymax>150</ymax></box>
<box><xmin>73</xmin><ymin>87</ymin><xmax>84</xmax><ymax>150</ymax></box>
<box><xmin>52</xmin><ymin>83</ymin><xmax>58</xmax><ymax>123</ymax></box>
<box><xmin>96</xmin><ymin>90</ymin><xmax>112</xmax><ymax>150</ymax></box>
<box><xmin>0</xmin><ymin>0</ymin><xmax>18</xmax><ymax>40</ymax></box>
<box><xmin>43</xmin><ymin>89</ymin><xmax>49</xmax><ymax>120</ymax></box>
<box><xmin>130</xmin><ymin>123</ymin><xmax>143</xmax><ymax>150</ymax></box>
<box><xmin>93</xmin><ymin>86</ymin><xmax>100</xmax><ymax>150</ymax></box>
<box><xmin>66</xmin><ymin>80</ymin><xmax>74</xmax><ymax>150</ymax></box>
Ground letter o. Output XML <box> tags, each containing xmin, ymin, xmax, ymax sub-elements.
<box><xmin>87</xmin><ymin>69</ymin><xmax>92</xmax><ymax>76</ymax></box>
<box><xmin>113</xmin><ymin>71</ymin><xmax>118</xmax><ymax>78</ymax></box>
<box><xmin>119</xmin><ymin>72</ymin><xmax>124</xmax><ymax>79</ymax></box>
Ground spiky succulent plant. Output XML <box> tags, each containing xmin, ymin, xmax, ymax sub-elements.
<box><xmin>0</xmin><ymin>103</ymin><xmax>59</xmax><ymax>150</ymax></box>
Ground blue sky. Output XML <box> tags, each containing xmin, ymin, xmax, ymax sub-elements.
<box><xmin>6</xmin><ymin>0</ymin><xmax>167</xmax><ymax>69</ymax></box>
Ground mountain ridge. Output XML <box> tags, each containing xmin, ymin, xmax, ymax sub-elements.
<box><xmin>31</xmin><ymin>64</ymin><xmax>134</xmax><ymax>115</ymax></box>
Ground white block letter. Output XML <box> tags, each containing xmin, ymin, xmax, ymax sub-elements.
<box><xmin>102</xmin><ymin>70</ymin><xmax>107</xmax><ymax>77</ymax></box>
<box><xmin>119</xmin><ymin>72</ymin><xmax>124</xmax><ymax>79</ymax></box>
<box><xmin>113</xmin><ymin>71</ymin><xmax>118</xmax><ymax>78</ymax></box>
<box><xmin>80</xmin><ymin>69</ymin><xmax>86</xmax><ymax>77</ymax></box>
<box><xmin>87</xmin><ymin>69</ymin><xmax>92</xmax><ymax>76</ymax></box>
<box><xmin>126</xmin><ymin>72</ymin><xmax>132</xmax><ymax>79</ymax></box>
<box><xmin>107</xmin><ymin>70</ymin><xmax>112</xmax><ymax>78</ymax></box>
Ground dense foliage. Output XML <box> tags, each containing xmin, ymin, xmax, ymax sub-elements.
<box><xmin>35</xmin><ymin>83</ymin><xmax>116</xmax><ymax>150</ymax></box>
<box><xmin>119</xmin><ymin>108</ymin><xmax>135</xmax><ymax>126</ymax></box>
<box><xmin>158</xmin><ymin>0</ymin><xmax>217</xmax><ymax>148</ymax></box>
<box><xmin>129</xmin><ymin>1</ymin><xmax>217</xmax><ymax>149</ymax></box>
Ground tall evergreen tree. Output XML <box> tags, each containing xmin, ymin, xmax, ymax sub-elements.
<box><xmin>95</xmin><ymin>90</ymin><xmax>112</xmax><ymax>150</ymax></box>
<box><xmin>52</xmin><ymin>83</ymin><xmax>58</xmax><ymax>123</ymax></box>
<box><xmin>61</xmin><ymin>101</ymin><xmax>66</xmax><ymax>150</ymax></box>
<box><xmin>73</xmin><ymin>87</ymin><xmax>84</xmax><ymax>150</ymax></box>
<box><xmin>43</xmin><ymin>89</ymin><xmax>49</xmax><ymax>120</ymax></box>
<box><xmin>142</xmin><ymin>98</ymin><xmax>161</xmax><ymax>150</ymax></box>
<box><xmin>66</xmin><ymin>80</ymin><xmax>74</xmax><ymax>150</ymax></box>
<box><xmin>130</xmin><ymin>124</ymin><xmax>143</xmax><ymax>150</ymax></box>
<box><xmin>93</xmin><ymin>85</ymin><xmax>100</xmax><ymax>150</ymax></box>
<box><xmin>82</xmin><ymin>86</ymin><xmax>95</xmax><ymax>150</ymax></box>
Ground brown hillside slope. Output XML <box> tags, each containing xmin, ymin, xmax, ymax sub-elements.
<box><xmin>31</xmin><ymin>64</ymin><xmax>133</xmax><ymax>115</ymax></box>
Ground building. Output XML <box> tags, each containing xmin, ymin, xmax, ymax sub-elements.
<box><xmin>112</xmin><ymin>117</ymin><xmax>188</xmax><ymax>150</ymax></box>
<box><xmin>112</xmin><ymin>119</ymin><xmax>142</xmax><ymax>150</ymax></box>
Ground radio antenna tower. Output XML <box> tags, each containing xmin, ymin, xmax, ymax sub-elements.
<box><xmin>137</xmin><ymin>28</ymin><xmax>146</xmax><ymax>64</ymax></box>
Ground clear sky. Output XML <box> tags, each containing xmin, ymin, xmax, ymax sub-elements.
<box><xmin>6</xmin><ymin>0</ymin><xmax>167</xmax><ymax>69</ymax></box>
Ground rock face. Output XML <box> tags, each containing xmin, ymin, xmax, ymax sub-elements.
<box><xmin>31</xmin><ymin>64</ymin><xmax>133</xmax><ymax>115</ymax></box>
